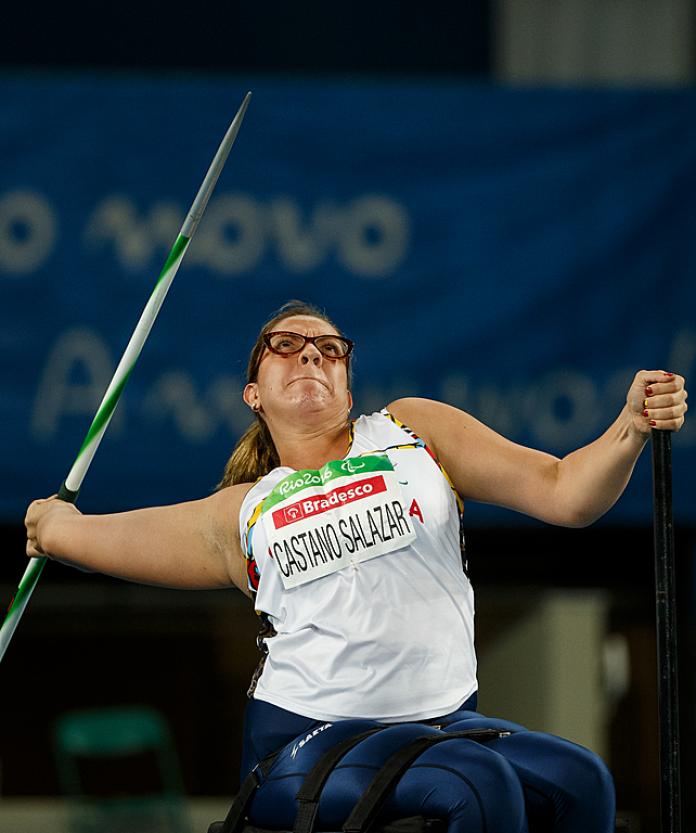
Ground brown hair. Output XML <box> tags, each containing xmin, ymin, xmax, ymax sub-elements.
<box><xmin>218</xmin><ymin>300</ymin><xmax>351</xmax><ymax>488</ymax></box>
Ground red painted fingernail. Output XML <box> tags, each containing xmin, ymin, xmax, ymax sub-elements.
<box><xmin>643</xmin><ymin>409</ymin><xmax>649</xmax><ymax>417</ymax></box>
<box><xmin>649</xmin><ymin>420</ymin><xmax>657</xmax><ymax>426</ymax></box>
<box><xmin>664</xmin><ymin>372</ymin><xmax>674</xmax><ymax>377</ymax></box>
<box><xmin>645</xmin><ymin>387</ymin><xmax>653</xmax><ymax>396</ymax></box>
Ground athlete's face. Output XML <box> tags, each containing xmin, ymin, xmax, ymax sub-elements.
<box><xmin>243</xmin><ymin>315</ymin><xmax>353</xmax><ymax>422</ymax></box>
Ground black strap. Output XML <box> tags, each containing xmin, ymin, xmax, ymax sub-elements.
<box><xmin>343</xmin><ymin>728</ymin><xmax>508</xmax><ymax>833</ymax></box>
<box><xmin>293</xmin><ymin>727</ymin><xmax>390</xmax><ymax>833</ymax></box>
<box><xmin>217</xmin><ymin>769</ymin><xmax>260</xmax><ymax>833</ymax></box>
<box><xmin>219</xmin><ymin>750</ymin><xmax>282</xmax><ymax>833</ymax></box>
<box><xmin>218</xmin><ymin>725</ymin><xmax>506</xmax><ymax>833</ymax></box>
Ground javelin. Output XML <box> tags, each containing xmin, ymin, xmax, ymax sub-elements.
<box><xmin>0</xmin><ymin>91</ymin><xmax>252</xmax><ymax>664</ymax></box>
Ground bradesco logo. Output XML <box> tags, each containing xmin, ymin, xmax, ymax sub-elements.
<box><xmin>272</xmin><ymin>475</ymin><xmax>387</xmax><ymax>529</ymax></box>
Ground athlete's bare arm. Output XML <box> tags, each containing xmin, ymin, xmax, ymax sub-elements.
<box><xmin>388</xmin><ymin>370</ymin><xmax>687</xmax><ymax>528</ymax></box>
<box><xmin>24</xmin><ymin>484</ymin><xmax>253</xmax><ymax>595</ymax></box>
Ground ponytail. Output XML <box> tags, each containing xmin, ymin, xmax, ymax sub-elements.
<box><xmin>217</xmin><ymin>418</ymin><xmax>280</xmax><ymax>488</ymax></box>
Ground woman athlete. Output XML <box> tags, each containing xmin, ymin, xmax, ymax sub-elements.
<box><xmin>25</xmin><ymin>301</ymin><xmax>688</xmax><ymax>832</ymax></box>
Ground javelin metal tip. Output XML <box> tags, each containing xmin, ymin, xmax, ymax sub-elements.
<box><xmin>224</xmin><ymin>92</ymin><xmax>251</xmax><ymax>144</ymax></box>
<box><xmin>230</xmin><ymin>92</ymin><xmax>252</xmax><ymax>130</ymax></box>
<box><xmin>181</xmin><ymin>92</ymin><xmax>252</xmax><ymax>238</ymax></box>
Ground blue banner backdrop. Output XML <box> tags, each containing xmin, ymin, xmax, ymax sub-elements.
<box><xmin>1</xmin><ymin>75</ymin><xmax>695</xmax><ymax>525</ymax></box>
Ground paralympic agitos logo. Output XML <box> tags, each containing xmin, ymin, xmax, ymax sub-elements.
<box><xmin>272</xmin><ymin>475</ymin><xmax>387</xmax><ymax>529</ymax></box>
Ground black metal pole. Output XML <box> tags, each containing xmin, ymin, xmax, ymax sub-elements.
<box><xmin>651</xmin><ymin>428</ymin><xmax>681</xmax><ymax>833</ymax></box>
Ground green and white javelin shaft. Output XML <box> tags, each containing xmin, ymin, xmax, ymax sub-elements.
<box><xmin>0</xmin><ymin>91</ymin><xmax>252</xmax><ymax>664</ymax></box>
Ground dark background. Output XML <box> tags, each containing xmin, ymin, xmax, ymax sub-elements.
<box><xmin>1</xmin><ymin>3</ymin><xmax>694</xmax><ymax>831</ymax></box>
<box><xmin>0</xmin><ymin>3</ymin><xmax>491</xmax><ymax>75</ymax></box>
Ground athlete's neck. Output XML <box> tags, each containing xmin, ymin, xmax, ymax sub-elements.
<box><xmin>272</xmin><ymin>419</ymin><xmax>352</xmax><ymax>471</ymax></box>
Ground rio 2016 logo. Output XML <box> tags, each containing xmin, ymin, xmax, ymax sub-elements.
<box><xmin>278</xmin><ymin>470</ymin><xmax>322</xmax><ymax>497</ymax></box>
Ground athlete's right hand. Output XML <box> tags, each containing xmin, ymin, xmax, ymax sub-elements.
<box><xmin>25</xmin><ymin>496</ymin><xmax>81</xmax><ymax>558</ymax></box>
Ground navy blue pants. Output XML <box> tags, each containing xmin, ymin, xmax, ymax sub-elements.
<box><xmin>241</xmin><ymin>697</ymin><xmax>615</xmax><ymax>833</ymax></box>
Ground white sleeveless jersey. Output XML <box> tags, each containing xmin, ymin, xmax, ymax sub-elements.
<box><xmin>238</xmin><ymin>409</ymin><xmax>477</xmax><ymax>722</ymax></box>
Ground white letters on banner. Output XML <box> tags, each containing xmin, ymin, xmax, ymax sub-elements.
<box><xmin>30</xmin><ymin>327</ymin><xmax>696</xmax><ymax>448</ymax></box>
<box><xmin>0</xmin><ymin>190</ymin><xmax>410</xmax><ymax>279</ymax></box>
<box><xmin>84</xmin><ymin>193</ymin><xmax>410</xmax><ymax>278</ymax></box>
<box><xmin>0</xmin><ymin>190</ymin><xmax>57</xmax><ymax>274</ymax></box>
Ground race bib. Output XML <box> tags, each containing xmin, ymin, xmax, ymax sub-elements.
<box><xmin>261</xmin><ymin>455</ymin><xmax>416</xmax><ymax>589</ymax></box>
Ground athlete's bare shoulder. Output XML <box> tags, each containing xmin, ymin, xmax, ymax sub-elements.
<box><xmin>386</xmin><ymin>397</ymin><xmax>474</xmax><ymax>451</ymax></box>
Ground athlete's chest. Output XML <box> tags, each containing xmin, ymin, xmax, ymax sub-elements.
<box><xmin>252</xmin><ymin>445</ymin><xmax>458</xmax><ymax>590</ymax></box>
